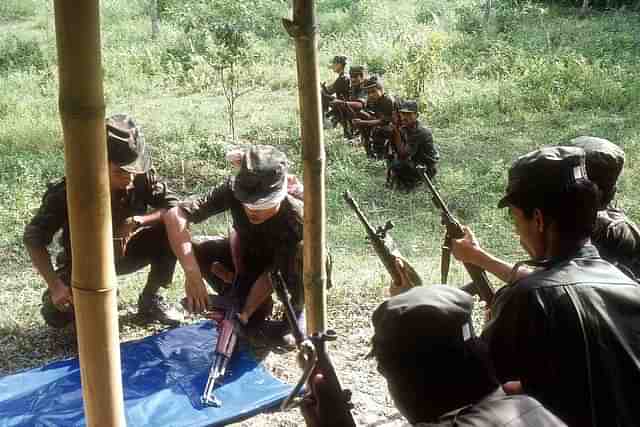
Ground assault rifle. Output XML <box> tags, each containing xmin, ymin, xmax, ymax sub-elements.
<box><xmin>419</xmin><ymin>169</ymin><xmax>495</xmax><ymax>306</ymax></box>
<box><xmin>343</xmin><ymin>191</ymin><xmax>422</xmax><ymax>295</ymax></box>
<box><xmin>273</xmin><ymin>272</ymin><xmax>356</xmax><ymax>427</ymax></box>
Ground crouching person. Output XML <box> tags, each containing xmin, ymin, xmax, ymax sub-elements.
<box><xmin>164</xmin><ymin>145</ymin><xmax>304</xmax><ymax>344</ymax></box>
<box><xmin>370</xmin><ymin>286</ymin><xmax>566</xmax><ymax>426</ymax></box>
<box><xmin>24</xmin><ymin>114</ymin><xmax>183</xmax><ymax>329</ymax></box>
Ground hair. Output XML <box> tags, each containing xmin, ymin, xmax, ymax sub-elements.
<box><xmin>513</xmin><ymin>179</ymin><xmax>600</xmax><ymax>241</ymax></box>
<box><xmin>376</xmin><ymin>337</ymin><xmax>498</xmax><ymax>422</ymax></box>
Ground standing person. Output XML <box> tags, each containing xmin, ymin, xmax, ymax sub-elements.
<box><xmin>353</xmin><ymin>76</ymin><xmax>396</xmax><ymax>159</ymax></box>
<box><xmin>163</xmin><ymin>145</ymin><xmax>304</xmax><ymax>341</ymax></box>
<box><xmin>450</xmin><ymin>146</ymin><xmax>640</xmax><ymax>426</ymax></box>
<box><xmin>24</xmin><ymin>114</ymin><xmax>183</xmax><ymax>328</ymax></box>
<box><xmin>369</xmin><ymin>285</ymin><xmax>566</xmax><ymax>426</ymax></box>
<box><xmin>570</xmin><ymin>136</ymin><xmax>640</xmax><ymax>280</ymax></box>
<box><xmin>387</xmin><ymin>100</ymin><xmax>439</xmax><ymax>190</ymax></box>
<box><xmin>321</xmin><ymin>55</ymin><xmax>351</xmax><ymax>129</ymax></box>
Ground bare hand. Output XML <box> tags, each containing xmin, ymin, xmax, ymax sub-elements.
<box><xmin>184</xmin><ymin>271</ymin><xmax>209</xmax><ymax>314</ymax></box>
<box><xmin>502</xmin><ymin>381</ymin><xmax>523</xmax><ymax>395</ymax></box>
<box><xmin>352</xmin><ymin>118</ymin><xmax>363</xmax><ymax>126</ymax></box>
<box><xmin>210</xmin><ymin>262</ymin><xmax>234</xmax><ymax>284</ymax></box>
<box><xmin>451</xmin><ymin>226</ymin><xmax>483</xmax><ymax>264</ymax></box>
<box><xmin>50</xmin><ymin>278</ymin><xmax>73</xmax><ymax>307</ymax></box>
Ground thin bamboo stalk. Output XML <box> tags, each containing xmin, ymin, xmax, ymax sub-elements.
<box><xmin>284</xmin><ymin>0</ymin><xmax>327</xmax><ymax>334</ymax></box>
<box><xmin>53</xmin><ymin>1</ymin><xmax>126</xmax><ymax>425</ymax></box>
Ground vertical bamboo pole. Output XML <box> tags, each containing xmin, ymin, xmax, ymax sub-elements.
<box><xmin>53</xmin><ymin>2</ymin><xmax>126</xmax><ymax>426</ymax></box>
<box><xmin>284</xmin><ymin>0</ymin><xmax>326</xmax><ymax>333</ymax></box>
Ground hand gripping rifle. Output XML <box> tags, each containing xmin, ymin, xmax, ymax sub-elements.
<box><xmin>199</xmin><ymin>289</ymin><xmax>241</xmax><ymax>407</ymax></box>
<box><xmin>418</xmin><ymin>169</ymin><xmax>495</xmax><ymax>306</ymax></box>
<box><xmin>272</xmin><ymin>272</ymin><xmax>356</xmax><ymax>427</ymax></box>
<box><xmin>343</xmin><ymin>191</ymin><xmax>422</xmax><ymax>295</ymax></box>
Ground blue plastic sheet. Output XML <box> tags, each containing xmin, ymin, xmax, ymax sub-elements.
<box><xmin>0</xmin><ymin>321</ymin><xmax>293</xmax><ymax>427</ymax></box>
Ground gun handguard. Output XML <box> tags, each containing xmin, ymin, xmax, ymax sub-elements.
<box><xmin>419</xmin><ymin>170</ymin><xmax>495</xmax><ymax>306</ymax></box>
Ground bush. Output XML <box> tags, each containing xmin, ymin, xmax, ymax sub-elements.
<box><xmin>0</xmin><ymin>0</ymin><xmax>38</xmax><ymax>21</ymax></box>
<box><xmin>0</xmin><ymin>36</ymin><xmax>46</xmax><ymax>74</ymax></box>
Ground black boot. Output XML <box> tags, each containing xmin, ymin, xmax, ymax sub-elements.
<box><xmin>137</xmin><ymin>293</ymin><xmax>183</xmax><ymax>327</ymax></box>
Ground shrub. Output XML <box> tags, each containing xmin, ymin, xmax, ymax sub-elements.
<box><xmin>0</xmin><ymin>36</ymin><xmax>46</xmax><ymax>74</ymax></box>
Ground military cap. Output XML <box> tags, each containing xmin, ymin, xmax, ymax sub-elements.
<box><xmin>569</xmin><ymin>136</ymin><xmax>624</xmax><ymax>193</ymax></box>
<box><xmin>370</xmin><ymin>286</ymin><xmax>474</xmax><ymax>361</ymax></box>
<box><xmin>106</xmin><ymin>114</ymin><xmax>150</xmax><ymax>174</ymax></box>
<box><xmin>498</xmin><ymin>146</ymin><xmax>588</xmax><ymax>209</ymax></box>
<box><xmin>349</xmin><ymin>65</ymin><xmax>366</xmax><ymax>76</ymax></box>
<box><xmin>398</xmin><ymin>100</ymin><xmax>419</xmax><ymax>113</ymax></box>
<box><xmin>363</xmin><ymin>75</ymin><xmax>384</xmax><ymax>90</ymax></box>
<box><xmin>331</xmin><ymin>55</ymin><xmax>348</xmax><ymax>65</ymax></box>
<box><xmin>232</xmin><ymin>145</ymin><xmax>288</xmax><ymax>206</ymax></box>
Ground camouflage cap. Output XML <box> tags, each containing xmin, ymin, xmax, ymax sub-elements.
<box><xmin>569</xmin><ymin>136</ymin><xmax>624</xmax><ymax>193</ymax></box>
<box><xmin>398</xmin><ymin>100</ymin><xmax>419</xmax><ymax>113</ymax></box>
<box><xmin>498</xmin><ymin>146</ymin><xmax>588</xmax><ymax>209</ymax></box>
<box><xmin>106</xmin><ymin>114</ymin><xmax>150</xmax><ymax>174</ymax></box>
<box><xmin>349</xmin><ymin>65</ymin><xmax>366</xmax><ymax>76</ymax></box>
<box><xmin>363</xmin><ymin>75</ymin><xmax>383</xmax><ymax>90</ymax></box>
<box><xmin>232</xmin><ymin>145</ymin><xmax>288</xmax><ymax>206</ymax></box>
<box><xmin>370</xmin><ymin>286</ymin><xmax>474</xmax><ymax>361</ymax></box>
<box><xmin>331</xmin><ymin>55</ymin><xmax>348</xmax><ymax>65</ymax></box>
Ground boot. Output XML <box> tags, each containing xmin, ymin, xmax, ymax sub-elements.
<box><xmin>137</xmin><ymin>293</ymin><xmax>183</xmax><ymax>327</ymax></box>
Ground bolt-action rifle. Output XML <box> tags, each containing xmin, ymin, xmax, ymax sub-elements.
<box><xmin>418</xmin><ymin>169</ymin><xmax>495</xmax><ymax>306</ymax></box>
<box><xmin>343</xmin><ymin>191</ymin><xmax>422</xmax><ymax>295</ymax></box>
<box><xmin>273</xmin><ymin>272</ymin><xmax>356</xmax><ymax>427</ymax></box>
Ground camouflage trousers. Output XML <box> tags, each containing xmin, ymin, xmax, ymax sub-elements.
<box><xmin>41</xmin><ymin>224</ymin><xmax>177</xmax><ymax>328</ymax></box>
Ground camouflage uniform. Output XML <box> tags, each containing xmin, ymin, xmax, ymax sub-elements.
<box><xmin>24</xmin><ymin>171</ymin><xmax>179</xmax><ymax>328</ymax></box>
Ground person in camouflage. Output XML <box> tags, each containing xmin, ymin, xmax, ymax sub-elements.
<box><xmin>570</xmin><ymin>136</ymin><xmax>640</xmax><ymax>280</ymax></box>
<box><xmin>164</xmin><ymin>145</ymin><xmax>304</xmax><ymax>342</ymax></box>
<box><xmin>321</xmin><ymin>55</ymin><xmax>351</xmax><ymax>129</ymax></box>
<box><xmin>387</xmin><ymin>100</ymin><xmax>439</xmax><ymax>190</ymax></box>
<box><xmin>24</xmin><ymin>114</ymin><xmax>183</xmax><ymax>328</ymax></box>
<box><xmin>327</xmin><ymin>65</ymin><xmax>368</xmax><ymax>140</ymax></box>
<box><xmin>353</xmin><ymin>75</ymin><xmax>396</xmax><ymax>159</ymax></box>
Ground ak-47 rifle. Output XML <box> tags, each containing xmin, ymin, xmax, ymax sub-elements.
<box><xmin>193</xmin><ymin>289</ymin><xmax>241</xmax><ymax>407</ymax></box>
<box><xmin>418</xmin><ymin>169</ymin><xmax>495</xmax><ymax>306</ymax></box>
<box><xmin>343</xmin><ymin>191</ymin><xmax>422</xmax><ymax>295</ymax></box>
<box><xmin>272</xmin><ymin>272</ymin><xmax>356</xmax><ymax>427</ymax></box>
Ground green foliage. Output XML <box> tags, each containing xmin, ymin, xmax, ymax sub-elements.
<box><xmin>0</xmin><ymin>36</ymin><xmax>46</xmax><ymax>74</ymax></box>
<box><xmin>0</xmin><ymin>0</ymin><xmax>38</xmax><ymax>21</ymax></box>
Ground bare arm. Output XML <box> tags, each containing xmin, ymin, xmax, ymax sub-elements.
<box><xmin>164</xmin><ymin>206</ymin><xmax>209</xmax><ymax>313</ymax></box>
<box><xmin>451</xmin><ymin>227</ymin><xmax>531</xmax><ymax>283</ymax></box>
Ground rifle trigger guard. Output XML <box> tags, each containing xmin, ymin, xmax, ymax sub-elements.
<box><xmin>281</xmin><ymin>340</ymin><xmax>317</xmax><ymax>411</ymax></box>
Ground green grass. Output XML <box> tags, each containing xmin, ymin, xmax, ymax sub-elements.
<box><xmin>1</xmin><ymin>0</ymin><xmax>640</xmax><ymax>377</ymax></box>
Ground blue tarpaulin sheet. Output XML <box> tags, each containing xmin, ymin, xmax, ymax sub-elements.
<box><xmin>0</xmin><ymin>321</ymin><xmax>293</xmax><ymax>426</ymax></box>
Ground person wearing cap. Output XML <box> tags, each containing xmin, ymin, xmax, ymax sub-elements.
<box><xmin>387</xmin><ymin>99</ymin><xmax>439</xmax><ymax>190</ymax></box>
<box><xmin>352</xmin><ymin>75</ymin><xmax>396</xmax><ymax>159</ymax></box>
<box><xmin>164</xmin><ymin>145</ymin><xmax>304</xmax><ymax>340</ymax></box>
<box><xmin>321</xmin><ymin>55</ymin><xmax>351</xmax><ymax>129</ymax></box>
<box><xmin>570</xmin><ymin>136</ymin><xmax>640</xmax><ymax>280</ymax></box>
<box><xmin>370</xmin><ymin>286</ymin><xmax>566</xmax><ymax>426</ymax></box>
<box><xmin>449</xmin><ymin>146</ymin><xmax>640</xmax><ymax>426</ymax></box>
<box><xmin>24</xmin><ymin>114</ymin><xmax>183</xmax><ymax>329</ymax></box>
<box><xmin>327</xmin><ymin>65</ymin><xmax>368</xmax><ymax>140</ymax></box>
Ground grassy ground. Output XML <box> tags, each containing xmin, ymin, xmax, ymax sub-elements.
<box><xmin>1</xmin><ymin>0</ymin><xmax>640</xmax><ymax>425</ymax></box>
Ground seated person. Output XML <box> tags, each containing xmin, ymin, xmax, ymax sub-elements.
<box><xmin>328</xmin><ymin>65</ymin><xmax>368</xmax><ymax>139</ymax></box>
<box><xmin>24</xmin><ymin>114</ymin><xmax>183</xmax><ymax>328</ymax></box>
<box><xmin>164</xmin><ymin>145</ymin><xmax>304</xmax><ymax>342</ymax></box>
<box><xmin>353</xmin><ymin>76</ymin><xmax>396</xmax><ymax>159</ymax></box>
<box><xmin>321</xmin><ymin>55</ymin><xmax>351</xmax><ymax>129</ymax></box>
<box><xmin>570</xmin><ymin>136</ymin><xmax>640</xmax><ymax>280</ymax></box>
<box><xmin>369</xmin><ymin>285</ymin><xmax>566</xmax><ymax>426</ymax></box>
<box><xmin>387</xmin><ymin>100</ymin><xmax>439</xmax><ymax>190</ymax></box>
<box><xmin>451</xmin><ymin>146</ymin><xmax>640</xmax><ymax>426</ymax></box>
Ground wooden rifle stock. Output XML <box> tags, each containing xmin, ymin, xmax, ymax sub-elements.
<box><xmin>419</xmin><ymin>170</ymin><xmax>495</xmax><ymax>306</ymax></box>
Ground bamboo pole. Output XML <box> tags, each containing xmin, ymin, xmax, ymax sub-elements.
<box><xmin>53</xmin><ymin>1</ymin><xmax>126</xmax><ymax>426</ymax></box>
<box><xmin>283</xmin><ymin>0</ymin><xmax>327</xmax><ymax>333</ymax></box>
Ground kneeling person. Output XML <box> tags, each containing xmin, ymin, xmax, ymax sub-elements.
<box><xmin>370</xmin><ymin>286</ymin><xmax>565</xmax><ymax>426</ymax></box>
<box><xmin>24</xmin><ymin>114</ymin><xmax>183</xmax><ymax>328</ymax></box>
<box><xmin>165</xmin><ymin>145</ymin><xmax>304</xmax><ymax>339</ymax></box>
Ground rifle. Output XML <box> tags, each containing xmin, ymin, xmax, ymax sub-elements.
<box><xmin>273</xmin><ymin>272</ymin><xmax>356</xmax><ymax>427</ymax></box>
<box><xmin>199</xmin><ymin>292</ymin><xmax>241</xmax><ymax>407</ymax></box>
<box><xmin>418</xmin><ymin>169</ymin><xmax>495</xmax><ymax>306</ymax></box>
<box><xmin>343</xmin><ymin>191</ymin><xmax>422</xmax><ymax>295</ymax></box>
